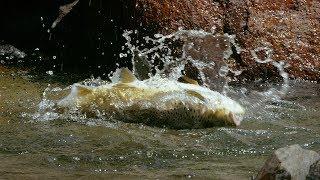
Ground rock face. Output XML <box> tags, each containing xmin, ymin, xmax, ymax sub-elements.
<box><xmin>226</xmin><ymin>0</ymin><xmax>320</xmax><ymax>81</ymax></box>
<box><xmin>255</xmin><ymin>145</ymin><xmax>320</xmax><ymax>180</ymax></box>
<box><xmin>135</xmin><ymin>0</ymin><xmax>224</xmax><ymax>33</ymax></box>
<box><xmin>136</xmin><ymin>0</ymin><xmax>320</xmax><ymax>81</ymax></box>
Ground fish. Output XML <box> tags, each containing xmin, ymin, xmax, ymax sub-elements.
<box><xmin>56</xmin><ymin>68</ymin><xmax>245</xmax><ymax>129</ymax></box>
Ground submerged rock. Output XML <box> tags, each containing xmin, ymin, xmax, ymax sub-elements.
<box><xmin>255</xmin><ymin>145</ymin><xmax>320</xmax><ymax>180</ymax></box>
<box><xmin>307</xmin><ymin>160</ymin><xmax>320</xmax><ymax>180</ymax></box>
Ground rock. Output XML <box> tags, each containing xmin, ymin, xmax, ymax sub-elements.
<box><xmin>135</xmin><ymin>0</ymin><xmax>224</xmax><ymax>34</ymax></box>
<box><xmin>255</xmin><ymin>145</ymin><xmax>320</xmax><ymax>180</ymax></box>
<box><xmin>307</xmin><ymin>160</ymin><xmax>320</xmax><ymax>180</ymax></box>
<box><xmin>225</xmin><ymin>0</ymin><xmax>320</xmax><ymax>81</ymax></box>
<box><xmin>136</xmin><ymin>0</ymin><xmax>320</xmax><ymax>82</ymax></box>
<box><xmin>1</xmin><ymin>0</ymin><xmax>320</xmax><ymax>81</ymax></box>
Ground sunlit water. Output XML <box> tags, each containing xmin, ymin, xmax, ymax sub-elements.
<box><xmin>1</xmin><ymin>29</ymin><xmax>320</xmax><ymax>179</ymax></box>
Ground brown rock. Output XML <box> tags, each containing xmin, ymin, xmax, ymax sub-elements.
<box><xmin>226</xmin><ymin>0</ymin><xmax>320</xmax><ymax>81</ymax></box>
<box><xmin>135</xmin><ymin>0</ymin><xmax>224</xmax><ymax>34</ymax></box>
<box><xmin>135</xmin><ymin>0</ymin><xmax>320</xmax><ymax>82</ymax></box>
<box><xmin>255</xmin><ymin>145</ymin><xmax>320</xmax><ymax>180</ymax></box>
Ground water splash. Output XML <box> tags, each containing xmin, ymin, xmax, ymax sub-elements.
<box><xmin>0</xmin><ymin>44</ymin><xmax>26</xmax><ymax>61</ymax></box>
<box><xmin>120</xmin><ymin>28</ymin><xmax>292</xmax><ymax>116</ymax></box>
<box><xmin>121</xmin><ymin>28</ymin><xmax>233</xmax><ymax>92</ymax></box>
<box><xmin>250</xmin><ymin>45</ymin><xmax>290</xmax><ymax>96</ymax></box>
<box><xmin>32</xmin><ymin>28</ymin><xmax>297</xmax><ymax>126</ymax></box>
<box><xmin>121</xmin><ymin>28</ymin><xmax>290</xmax><ymax>97</ymax></box>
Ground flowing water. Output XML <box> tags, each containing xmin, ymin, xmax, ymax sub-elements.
<box><xmin>0</xmin><ymin>30</ymin><xmax>320</xmax><ymax>179</ymax></box>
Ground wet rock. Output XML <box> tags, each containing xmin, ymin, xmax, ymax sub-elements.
<box><xmin>134</xmin><ymin>0</ymin><xmax>229</xmax><ymax>88</ymax></box>
<box><xmin>307</xmin><ymin>160</ymin><xmax>320</xmax><ymax>180</ymax></box>
<box><xmin>136</xmin><ymin>0</ymin><xmax>320</xmax><ymax>81</ymax></box>
<box><xmin>135</xmin><ymin>0</ymin><xmax>224</xmax><ymax>34</ymax></box>
<box><xmin>255</xmin><ymin>145</ymin><xmax>320</xmax><ymax>180</ymax></box>
<box><xmin>225</xmin><ymin>0</ymin><xmax>320</xmax><ymax>81</ymax></box>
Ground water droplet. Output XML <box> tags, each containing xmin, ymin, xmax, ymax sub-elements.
<box><xmin>46</xmin><ymin>71</ymin><xmax>54</xmax><ymax>76</ymax></box>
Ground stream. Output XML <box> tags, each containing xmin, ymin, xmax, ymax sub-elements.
<box><xmin>0</xmin><ymin>64</ymin><xmax>319</xmax><ymax>179</ymax></box>
<box><xmin>1</xmin><ymin>27</ymin><xmax>320</xmax><ymax>179</ymax></box>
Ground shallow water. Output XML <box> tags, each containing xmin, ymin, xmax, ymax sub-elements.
<box><xmin>0</xmin><ymin>66</ymin><xmax>319</xmax><ymax>179</ymax></box>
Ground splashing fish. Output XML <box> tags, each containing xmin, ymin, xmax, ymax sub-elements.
<box><xmin>56</xmin><ymin>68</ymin><xmax>245</xmax><ymax>129</ymax></box>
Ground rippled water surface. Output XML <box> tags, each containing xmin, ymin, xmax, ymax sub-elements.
<box><xmin>0</xmin><ymin>66</ymin><xmax>320</xmax><ymax>179</ymax></box>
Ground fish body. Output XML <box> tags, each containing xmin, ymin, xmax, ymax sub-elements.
<box><xmin>57</xmin><ymin>68</ymin><xmax>245</xmax><ymax>129</ymax></box>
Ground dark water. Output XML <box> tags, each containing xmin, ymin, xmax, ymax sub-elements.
<box><xmin>0</xmin><ymin>66</ymin><xmax>319</xmax><ymax>179</ymax></box>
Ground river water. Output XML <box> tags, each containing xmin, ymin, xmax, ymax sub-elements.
<box><xmin>0</xmin><ymin>64</ymin><xmax>319</xmax><ymax>179</ymax></box>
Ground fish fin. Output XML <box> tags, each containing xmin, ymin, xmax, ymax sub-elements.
<box><xmin>186</xmin><ymin>90</ymin><xmax>205</xmax><ymax>101</ymax></box>
<box><xmin>119</xmin><ymin>68</ymin><xmax>137</xmax><ymax>83</ymax></box>
<box><xmin>181</xmin><ymin>75</ymin><xmax>199</xmax><ymax>85</ymax></box>
<box><xmin>76</xmin><ymin>85</ymin><xmax>93</xmax><ymax>96</ymax></box>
